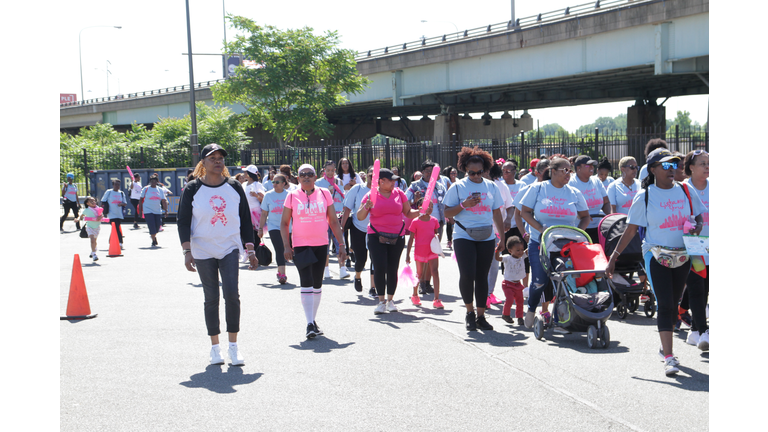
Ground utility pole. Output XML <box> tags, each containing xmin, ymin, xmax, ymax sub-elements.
<box><xmin>185</xmin><ymin>0</ymin><xmax>199</xmax><ymax>165</ymax></box>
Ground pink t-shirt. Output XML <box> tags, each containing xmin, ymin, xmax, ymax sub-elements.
<box><xmin>283</xmin><ymin>188</ymin><xmax>333</xmax><ymax>247</ymax></box>
<box><xmin>409</xmin><ymin>216</ymin><xmax>440</xmax><ymax>262</ymax></box>
<box><xmin>362</xmin><ymin>188</ymin><xmax>407</xmax><ymax>235</ymax></box>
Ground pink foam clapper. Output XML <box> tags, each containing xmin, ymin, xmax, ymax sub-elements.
<box><xmin>126</xmin><ymin>165</ymin><xmax>134</xmax><ymax>180</ymax></box>
<box><xmin>397</xmin><ymin>265</ymin><xmax>419</xmax><ymax>290</ymax></box>
<box><xmin>370</xmin><ymin>159</ymin><xmax>380</xmax><ymax>206</ymax></box>
<box><xmin>83</xmin><ymin>217</ymin><xmax>109</xmax><ymax>222</ymax></box>
<box><xmin>684</xmin><ymin>218</ymin><xmax>695</xmax><ymax>233</ymax></box>
<box><xmin>421</xmin><ymin>164</ymin><xmax>440</xmax><ymax>214</ymax></box>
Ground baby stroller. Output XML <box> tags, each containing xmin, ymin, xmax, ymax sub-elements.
<box><xmin>536</xmin><ymin>226</ymin><xmax>614</xmax><ymax>349</ymax></box>
<box><xmin>598</xmin><ymin>213</ymin><xmax>656</xmax><ymax>319</ymax></box>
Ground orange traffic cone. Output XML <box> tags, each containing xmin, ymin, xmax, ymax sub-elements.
<box><xmin>60</xmin><ymin>254</ymin><xmax>98</xmax><ymax>320</ymax></box>
<box><xmin>107</xmin><ymin>222</ymin><xmax>123</xmax><ymax>257</ymax></box>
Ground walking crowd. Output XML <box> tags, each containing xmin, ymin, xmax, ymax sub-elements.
<box><xmin>61</xmin><ymin>139</ymin><xmax>709</xmax><ymax>377</ymax></box>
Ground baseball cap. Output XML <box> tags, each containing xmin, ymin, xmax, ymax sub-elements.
<box><xmin>201</xmin><ymin>143</ymin><xmax>228</xmax><ymax>159</ymax></box>
<box><xmin>245</xmin><ymin>165</ymin><xmax>259</xmax><ymax>175</ymax></box>
<box><xmin>646</xmin><ymin>148</ymin><xmax>681</xmax><ymax>166</ymax></box>
<box><xmin>529</xmin><ymin>159</ymin><xmax>539</xmax><ymax>169</ymax></box>
<box><xmin>378</xmin><ymin>168</ymin><xmax>400</xmax><ymax>181</ymax></box>
<box><xmin>574</xmin><ymin>155</ymin><xmax>598</xmax><ymax>167</ymax></box>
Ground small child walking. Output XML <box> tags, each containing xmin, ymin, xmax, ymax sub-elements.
<box><xmin>495</xmin><ymin>236</ymin><xmax>528</xmax><ymax>325</ymax></box>
<box><xmin>405</xmin><ymin>200</ymin><xmax>443</xmax><ymax>309</ymax></box>
<box><xmin>77</xmin><ymin>196</ymin><xmax>104</xmax><ymax>261</ymax></box>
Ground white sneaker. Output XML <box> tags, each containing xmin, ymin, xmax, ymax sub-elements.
<box><xmin>228</xmin><ymin>344</ymin><xmax>245</xmax><ymax>366</ymax></box>
<box><xmin>92</xmin><ymin>252</ymin><xmax>98</xmax><ymax>261</ymax></box>
<box><xmin>324</xmin><ymin>267</ymin><xmax>331</xmax><ymax>278</ymax></box>
<box><xmin>210</xmin><ymin>346</ymin><xmax>225</xmax><ymax>365</ymax></box>
<box><xmin>386</xmin><ymin>300</ymin><xmax>398</xmax><ymax>313</ymax></box>
<box><xmin>374</xmin><ymin>302</ymin><xmax>388</xmax><ymax>314</ymax></box>
<box><xmin>697</xmin><ymin>329</ymin><xmax>709</xmax><ymax>351</ymax></box>
<box><xmin>664</xmin><ymin>356</ymin><xmax>680</xmax><ymax>376</ymax></box>
<box><xmin>120</xmin><ymin>243</ymin><xmax>124</xmax><ymax>250</ymax></box>
<box><xmin>339</xmin><ymin>266</ymin><xmax>350</xmax><ymax>279</ymax></box>
<box><xmin>686</xmin><ymin>330</ymin><xmax>700</xmax><ymax>346</ymax></box>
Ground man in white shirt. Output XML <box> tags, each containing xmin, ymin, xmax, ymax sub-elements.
<box><xmin>129</xmin><ymin>173</ymin><xmax>143</xmax><ymax>229</ymax></box>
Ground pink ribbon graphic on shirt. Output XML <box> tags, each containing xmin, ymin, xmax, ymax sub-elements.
<box><xmin>209</xmin><ymin>195</ymin><xmax>228</xmax><ymax>226</ymax></box>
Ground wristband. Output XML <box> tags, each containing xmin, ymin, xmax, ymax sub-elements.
<box><xmin>245</xmin><ymin>242</ymin><xmax>254</xmax><ymax>248</ymax></box>
<box><xmin>183</xmin><ymin>249</ymin><xmax>191</xmax><ymax>256</ymax></box>
<box><xmin>247</xmin><ymin>250</ymin><xmax>255</xmax><ymax>256</ymax></box>
<box><xmin>459</xmin><ymin>203</ymin><xmax>466</xmax><ymax>210</ymax></box>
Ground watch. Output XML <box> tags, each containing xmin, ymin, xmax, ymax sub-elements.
<box><xmin>183</xmin><ymin>249</ymin><xmax>191</xmax><ymax>256</ymax></box>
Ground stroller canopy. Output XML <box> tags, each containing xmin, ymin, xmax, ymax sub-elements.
<box><xmin>599</xmin><ymin>214</ymin><xmax>642</xmax><ymax>262</ymax></box>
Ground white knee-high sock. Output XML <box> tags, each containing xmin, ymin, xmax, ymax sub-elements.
<box><xmin>301</xmin><ymin>287</ymin><xmax>314</xmax><ymax>324</ymax></box>
<box><xmin>312</xmin><ymin>288</ymin><xmax>322</xmax><ymax>321</ymax></box>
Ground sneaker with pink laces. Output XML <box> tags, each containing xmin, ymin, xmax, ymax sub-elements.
<box><xmin>410</xmin><ymin>295</ymin><xmax>421</xmax><ymax>306</ymax></box>
<box><xmin>433</xmin><ymin>299</ymin><xmax>444</xmax><ymax>309</ymax></box>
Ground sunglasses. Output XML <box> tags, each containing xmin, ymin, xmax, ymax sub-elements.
<box><xmin>554</xmin><ymin>168</ymin><xmax>571</xmax><ymax>174</ymax></box>
<box><xmin>299</xmin><ymin>172</ymin><xmax>315</xmax><ymax>178</ymax></box>
<box><xmin>693</xmin><ymin>150</ymin><xmax>708</xmax><ymax>156</ymax></box>
<box><xmin>622</xmin><ymin>165</ymin><xmax>638</xmax><ymax>170</ymax></box>
<box><xmin>467</xmin><ymin>170</ymin><xmax>484</xmax><ymax>177</ymax></box>
<box><xmin>271</xmin><ymin>180</ymin><xmax>283</xmax><ymax>184</ymax></box>
<box><xmin>659</xmin><ymin>162</ymin><xmax>678</xmax><ymax>170</ymax></box>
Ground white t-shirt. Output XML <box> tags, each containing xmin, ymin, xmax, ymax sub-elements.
<box><xmin>189</xmin><ymin>181</ymin><xmax>246</xmax><ymax>260</ymax></box>
<box><xmin>494</xmin><ymin>178</ymin><xmax>514</xmax><ymax>234</ymax></box>
<box><xmin>130</xmin><ymin>181</ymin><xmax>143</xmax><ymax>199</ymax></box>
<box><xmin>502</xmin><ymin>252</ymin><xmax>528</xmax><ymax>282</ymax></box>
<box><xmin>245</xmin><ymin>181</ymin><xmax>266</xmax><ymax>211</ymax></box>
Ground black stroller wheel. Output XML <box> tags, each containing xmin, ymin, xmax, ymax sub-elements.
<box><xmin>599</xmin><ymin>325</ymin><xmax>610</xmax><ymax>348</ymax></box>
<box><xmin>644</xmin><ymin>300</ymin><xmax>655</xmax><ymax>318</ymax></box>
<box><xmin>628</xmin><ymin>297</ymin><xmax>639</xmax><ymax>313</ymax></box>
<box><xmin>587</xmin><ymin>325</ymin><xmax>598</xmax><ymax>349</ymax></box>
<box><xmin>533</xmin><ymin>316</ymin><xmax>544</xmax><ymax>340</ymax></box>
<box><xmin>616</xmin><ymin>303</ymin><xmax>628</xmax><ymax>320</ymax></box>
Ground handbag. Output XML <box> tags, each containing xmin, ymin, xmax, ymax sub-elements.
<box><xmin>650</xmin><ymin>246</ymin><xmax>689</xmax><ymax>268</ymax></box>
<box><xmin>370</xmin><ymin>222</ymin><xmax>404</xmax><ymax>245</ymax></box>
<box><xmin>454</xmin><ymin>220</ymin><xmax>493</xmax><ymax>242</ymax></box>
<box><xmin>79</xmin><ymin>225</ymin><xmax>88</xmax><ymax>238</ymax></box>
<box><xmin>560</xmin><ymin>241</ymin><xmax>609</xmax><ymax>286</ymax></box>
<box><xmin>255</xmin><ymin>243</ymin><xmax>272</xmax><ymax>266</ymax></box>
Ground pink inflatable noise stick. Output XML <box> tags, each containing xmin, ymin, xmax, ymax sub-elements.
<box><xmin>421</xmin><ymin>164</ymin><xmax>440</xmax><ymax>214</ymax></box>
<box><xmin>370</xmin><ymin>159</ymin><xmax>381</xmax><ymax>206</ymax></box>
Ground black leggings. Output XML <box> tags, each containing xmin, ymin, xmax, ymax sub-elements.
<box><xmin>131</xmin><ymin>199</ymin><xmax>141</xmax><ymax>224</ymax></box>
<box><xmin>646</xmin><ymin>252</ymin><xmax>691</xmax><ymax>332</ymax></box>
<box><xmin>446</xmin><ymin>221</ymin><xmax>454</xmax><ymax>242</ymax></box>
<box><xmin>111</xmin><ymin>219</ymin><xmax>124</xmax><ymax>243</ymax></box>
<box><xmin>367</xmin><ymin>234</ymin><xmax>405</xmax><ymax>296</ymax></box>
<box><xmin>268</xmin><ymin>229</ymin><xmax>286</xmax><ymax>267</ymax></box>
<box><xmin>61</xmin><ymin>200</ymin><xmax>80</xmax><ymax>229</ymax></box>
<box><xmin>295</xmin><ymin>245</ymin><xmax>328</xmax><ymax>289</ymax></box>
<box><xmin>454</xmin><ymin>238</ymin><xmax>495</xmax><ymax>307</ymax></box>
<box><xmin>349</xmin><ymin>226</ymin><xmax>369</xmax><ymax>273</ymax></box>
<box><xmin>686</xmin><ymin>265</ymin><xmax>709</xmax><ymax>333</ymax></box>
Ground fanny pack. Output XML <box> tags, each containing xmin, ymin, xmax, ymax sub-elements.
<box><xmin>455</xmin><ymin>220</ymin><xmax>493</xmax><ymax>242</ymax></box>
<box><xmin>650</xmin><ymin>246</ymin><xmax>689</xmax><ymax>268</ymax></box>
<box><xmin>370</xmin><ymin>222</ymin><xmax>404</xmax><ymax>245</ymax></box>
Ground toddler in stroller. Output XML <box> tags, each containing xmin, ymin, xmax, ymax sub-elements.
<box><xmin>535</xmin><ymin>226</ymin><xmax>614</xmax><ymax>348</ymax></box>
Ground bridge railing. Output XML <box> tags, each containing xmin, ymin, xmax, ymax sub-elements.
<box><xmin>61</xmin><ymin>125</ymin><xmax>706</xmax><ymax>187</ymax></box>
<box><xmin>59</xmin><ymin>79</ymin><xmax>228</xmax><ymax>108</ymax></box>
<box><xmin>356</xmin><ymin>0</ymin><xmax>650</xmax><ymax>61</ymax></box>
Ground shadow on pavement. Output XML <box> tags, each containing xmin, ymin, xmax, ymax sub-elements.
<box><xmin>630</xmin><ymin>365</ymin><xmax>709</xmax><ymax>391</ymax></box>
<box><xmin>179</xmin><ymin>365</ymin><xmax>263</xmax><ymax>394</ymax></box>
<box><xmin>288</xmin><ymin>337</ymin><xmax>355</xmax><ymax>353</ymax></box>
<box><xmin>464</xmin><ymin>329</ymin><xmax>528</xmax><ymax>347</ymax></box>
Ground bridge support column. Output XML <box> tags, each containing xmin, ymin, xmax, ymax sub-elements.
<box><xmin>627</xmin><ymin>100</ymin><xmax>666</xmax><ymax>164</ymax></box>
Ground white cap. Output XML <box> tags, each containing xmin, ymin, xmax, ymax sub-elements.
<box><xmin>245</xmin><ymin>165</ymin><xmax>259</xmax><ymax>175</ymax></box>
<box><xmin>298</xmin><ymin>164</ymin><xmax>315</xmax><ymax>175</ymax></box>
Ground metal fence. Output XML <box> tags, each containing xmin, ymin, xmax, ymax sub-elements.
<box><xmin>60</xmin><ymin>126</ymin><xmax>708</xmax><ymax>190</ymax></box>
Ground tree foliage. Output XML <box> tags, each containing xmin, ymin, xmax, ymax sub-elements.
<box><xmin>212</xmin><ymin>16</ymin><xmax>371</xmax><ymax>145</ymax></box>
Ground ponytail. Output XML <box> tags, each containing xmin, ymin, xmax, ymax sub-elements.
<box><xmin>641</xmin><ymin>171</ymin><xmax>654</xmax><ymax>189</ymax></box>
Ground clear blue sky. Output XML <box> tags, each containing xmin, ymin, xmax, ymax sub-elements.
<box><xmin>51</xmin><ymin>0</ymin><xmax>708</xmax><ymax>132</ymax></box>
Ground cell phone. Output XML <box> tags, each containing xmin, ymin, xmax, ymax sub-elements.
<box><xmin>471</xmin><ymin>192</ymin><xmax>481</xmax><ymax>199</ymax></box>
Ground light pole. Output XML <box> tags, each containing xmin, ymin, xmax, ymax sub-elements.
<box><xmin>79</xmin><ymin>25</ymin><xmax>121</xmax><ymax>103</ymax></box>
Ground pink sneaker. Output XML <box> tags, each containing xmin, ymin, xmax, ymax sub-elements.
<box><xmin>486</xmin><ymin>298</ymin><xmax>492</xmax><ymax>309</ymax></box>
<box><xmin>489</xmin><ymin>293</ymin><xmax>503</xmax><ymax>305</ymax></box>
<box><xmin>433</xmin><ymin>299</ymin><xmax>444</xmax><ymax>309</ymax></box>
<box><xmin>410</xmin><ymin>295</ymin><xmax>422</xmax><ymax>306</ymax></box>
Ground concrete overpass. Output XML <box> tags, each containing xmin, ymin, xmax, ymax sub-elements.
<box><xmin>60</xmin><ymin>0</ymin><xmax>708</xmax><ymax>142</ymax></box>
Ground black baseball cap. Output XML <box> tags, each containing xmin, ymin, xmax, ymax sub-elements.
<box><xmin>574</xmin><ymin>155</ymin><xmax>598</xmax><ymax>167</ymax></box>
<box><xmin>378</xmin><ymin>168</ymin><xmax>400</xmax><ymax>181</ymax></box>
<box><xmin>646</xmin><ymin>148</ymin><xmax>681</xmax><ymax>166</ymax></box>
<box><xmin>201</xmin><ymin>143</ymin><xmax>228</xmax><ymax>159</ymax></box>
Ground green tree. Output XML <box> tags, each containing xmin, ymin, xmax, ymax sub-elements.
<box><xmin>667</xmin><ymin>110</ymin><xmax>692</xmax><ymax>131</ymax></box>
<box><xmin>212</xmin><ymin>16</ymin><xmax>371</xmax><ymax>147</ymax></box>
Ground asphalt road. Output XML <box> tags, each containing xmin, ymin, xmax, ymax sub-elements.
<box><xmin>60</xmin><ymin>221</ymin><xmax>708</xmax><ymax>432</ymax></box>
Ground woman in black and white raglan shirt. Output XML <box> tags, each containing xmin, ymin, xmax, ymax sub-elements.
<box><xmin>178</xmin><ymin>144</ymin><xmax>258</xmax><ymax>367</ymax></box>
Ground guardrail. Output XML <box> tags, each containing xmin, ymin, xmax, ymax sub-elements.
<box><xmin>59</xmin><ymin>78</ymin><xmax>228</xmax><ymax>108</ymax></box>
<box><xmin>355</xmin><ymin>0</ymin><xmax>651</xmax><ymax>60</ymax></box>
